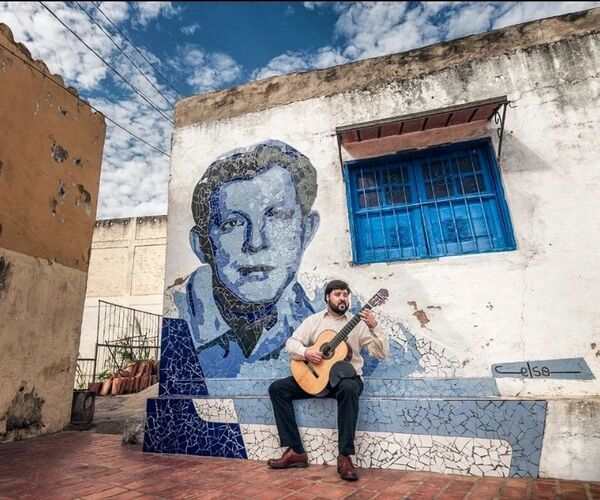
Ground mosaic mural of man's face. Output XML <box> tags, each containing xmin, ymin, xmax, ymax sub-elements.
<box><xmin>189</xmin><ymin>141</ymin><xmax>320</xmax><ymax>318</ymax></box>
<box><xmin>207</xmin><ymin>165</ymin><xmax>306</xmax><ymax>303</ymax></box>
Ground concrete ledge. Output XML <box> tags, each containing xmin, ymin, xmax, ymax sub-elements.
<box><xmin>203</xmin><ymin>377</ymin><xmax>501</xmax><ymax>398</ymax></box>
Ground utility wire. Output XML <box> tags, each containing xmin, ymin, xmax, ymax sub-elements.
<box><xmin>91</xmin><ymin>1</ymin><xmax>185</xmax><ymax>99</ymax></box>
<box><xmin>39</xmin><ymin>1</ymin><xmax>174</xmax><ymax>124</ymax></box>
<box><xmin>74</xmin><ymin>1</ymin><xmax>176</xmax><ymax>109</ymax></box>
<box><xmin>0</xmin><ymin>41</ymin><xmax>171</xmax><ymax>158</ymax></box>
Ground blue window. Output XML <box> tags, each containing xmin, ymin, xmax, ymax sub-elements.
<box><xmin>344</xmin><ymin>139</ymin><xmax>516</xmax><ymax>263</ymax></box>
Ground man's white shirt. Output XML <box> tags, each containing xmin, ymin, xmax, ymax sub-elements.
<box><xmin>285</xmin><ymin>309</ymin><xmax>389</xmax><ymax>376</ymax></box>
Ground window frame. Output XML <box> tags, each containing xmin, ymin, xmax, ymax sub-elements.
<box><xmin>343</xmin><ymin>138</ymin><xmax>517</xmax><ymax>264</ymax></box>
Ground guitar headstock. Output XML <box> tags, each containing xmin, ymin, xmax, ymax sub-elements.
<box><xmin>367</xmin><ymin>288</ymin><xmax>389</xmax><ymax>308</ymax></box>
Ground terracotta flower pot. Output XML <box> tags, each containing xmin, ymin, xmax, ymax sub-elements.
<box><xmin>111</xmin><ymin>377</ymin><xmax>122</xmax><ymax>396</ymax></box>
<box><xmin>99</xmin><ymin>379</ymin><xmax>112</xmax><ymax>397</ymax></box>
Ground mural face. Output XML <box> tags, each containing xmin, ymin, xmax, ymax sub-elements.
<box><xmin>207</xmin><ymin>166</ymin><xmax>306</xmax><ymax>304</ymax></box>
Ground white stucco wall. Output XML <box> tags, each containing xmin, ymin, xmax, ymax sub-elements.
<box><xmin>79</xmin><ymin>216</ymin><xmax>166</xmax><ymax>357</ymax></box>
<box><xmin>166</xmin><ymin>31</ymin><xmax>600</xmax><ymax>399</ymax></box>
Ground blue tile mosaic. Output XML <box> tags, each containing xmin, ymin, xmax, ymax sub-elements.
<box><xmin>144</xmin><ymin>397</ymin><xmax>246</xmax><ymax>459</ymax></box>
<box><xmin>234</xmin><ymin>397</ymin><xmax>547</xmax><ymax>477</ymax></box>
<box><xmin>149</xmin><ymin>315</ymin><xmax>546</xmax><ymax>477</ymax></box>
<box><xmin>159</xmin><ymin>318</ymin><xmax>208</xmax><ymax>397</ymax></box>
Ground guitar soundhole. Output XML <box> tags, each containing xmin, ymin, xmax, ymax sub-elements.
<box><xmin>320</xmin><ymin>344</ymin><xmax>334</xmax><ymax>359</ymax></box>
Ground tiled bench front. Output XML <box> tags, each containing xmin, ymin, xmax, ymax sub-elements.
<box><xmin>144</xmin><ymin>392</ymin><xmax>546</xmax><ymax>478</ymax></box>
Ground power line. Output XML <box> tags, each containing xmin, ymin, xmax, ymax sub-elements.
<box><xmin>0</xmin><ymin>41</ymin><xmax>171</xmax><ymax>158</ymax></box>
<box><xmin>91</xmin><ymin>1</ymin><xmax>185</xmax><ymax>99</ymax></box>
<box><xmin>74</xmin><ymin>1</ymin><xmax>176</xmax><ymax>109</ymax></box>
<box><xmin>38</xmin><ymin>1</ymin><xmax>174</xmax><ymax>124</ymax></box>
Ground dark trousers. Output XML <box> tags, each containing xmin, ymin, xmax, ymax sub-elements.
<box><xmin>268</xmin><ymin>375</ymin><xmax>364</xmax><ymax>456</ymax></box>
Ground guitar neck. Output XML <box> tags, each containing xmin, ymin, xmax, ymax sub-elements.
<box><xmin>329</xmin><ymin>305</ymin><xmax>372</xmax><ymax>349</ymax></box>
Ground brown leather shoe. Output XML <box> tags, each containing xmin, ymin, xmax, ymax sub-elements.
<box><xmin>267</xmin><ymin>447</ymin><xmax>309</xmax><ymax>469</ymax></box>
<box><xmin>337</xmin><ymin>454</ymin><xmax>358</xmax><ymax>481</ymax></box>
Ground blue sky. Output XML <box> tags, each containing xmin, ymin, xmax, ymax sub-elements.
<box><xmin>1</xmin><ymin>1</ymin><xmax>599</xmax><ymax>219</ymax></box>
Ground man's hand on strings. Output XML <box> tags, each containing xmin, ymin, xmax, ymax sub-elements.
<box><xmin>360</xmin><ymin>309</ymin><xmax>378</xmax><ymax>329</ymax></box>
<box><xmin>305</xmin><ymin>347</ymin><xmax>323</xmax><ymax>364</ymax></box>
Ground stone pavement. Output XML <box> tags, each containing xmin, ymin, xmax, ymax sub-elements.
<box><xmin>0</xmin><ymin>432</ymin><xmax>598</xmax><ymax>499</ymax></box>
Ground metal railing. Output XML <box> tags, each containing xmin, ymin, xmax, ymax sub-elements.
<box><xmin>74</xmin><ymin>357</ymin><xmax>95</xmax><ymax>389</ymax></box>
<box><xmin>74</xmin><ymin>301</ymin><xmax>162</xmax><ymax>386</ymax></box>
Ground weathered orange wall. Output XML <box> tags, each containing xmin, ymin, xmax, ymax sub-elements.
<box><xmin>0</xmin><ymin>25</ymin><xmax>105</xmax><ymax>271</ymax></box>
<box><xmin>0</xmin><ymin>23</ymin><xmax>106</xmax><ymax>441</ymax></box>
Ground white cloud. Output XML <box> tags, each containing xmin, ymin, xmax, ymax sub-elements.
<box><xmin>0</xmin><ymin>2</ymin><xmax>112</xmax><ymax>89</ymax></box>
<box><xmin>90</xmin><ymin>96</ymin><xmax>171</xmax><ymax>218</ymax></box>
<box><xmin>303</xmin><ymin>2</ymin><xmax>333</xmax><ymax>11</ymax></box>
<box><xmin>95</xmin><ymin>1</ymin><xmax>129</xmax><ymax>24</ymax></box>
<box><xmin>445</xmin><ymin>3</ymin><xmax>497</xmax><ymax>40</ymax></box>
<box><xmin>183</xmin><ymin>47</ymin><xmax>243</xmax><ymax>92</ymax></box>
<box><xmin>333</xmin><ymin>1</ymin><xmax>600</xmax><ymax>61</ymax></box>
<box><xmin>133</xmin><ymin>1</ymin><xmax>180</xmax><ymax>28</ymax></box>
<box><xmin>334</xmin><ymin>2</ymin><xmax>439</xmax><ymax>60</ymax></box>
<box><xmin>492</xmin><ymin>2</ymin><xmax>600</xmax><ymax>29</ymax></box>
<box><xmin>181</xmin><ymin>22</ymin><xmax>201</xmax><ymax>35</ymax></box>
<box><xmin>252</xmin><ymin>53</ymin><xmax>310</xmax><ymax>80</ymax></box>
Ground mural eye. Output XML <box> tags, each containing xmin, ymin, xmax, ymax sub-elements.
<box><xmin>220</xmin><ymin>218</ymin><xmax>244</xmax><ymax>231</ymax></box>
<box><xmin>266</xmin><ymin>207</ymin><xmax>294</xmax><ymax>219</ymax></box>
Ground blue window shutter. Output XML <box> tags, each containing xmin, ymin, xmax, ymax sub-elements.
<box><xmin>344</xmin><ymin>138</ymin><xmax>515</xmax><ymax>263</ymax></box>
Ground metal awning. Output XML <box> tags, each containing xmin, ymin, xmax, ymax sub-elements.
<box><xmin>336</xmin><ymin>96</ymin><xmax>509</xmax><ymax>160</ymax></box>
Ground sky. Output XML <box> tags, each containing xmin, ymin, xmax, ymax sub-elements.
<box><xmin>1</xmin><ymin>1</ymin><xmax>599</xmax><ymax>219</ymax></box>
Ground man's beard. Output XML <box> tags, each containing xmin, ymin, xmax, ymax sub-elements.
<box><xmin>328</xmin><ymin>300</ymin><xmax>348</xmax><ymax>315</ymax></box>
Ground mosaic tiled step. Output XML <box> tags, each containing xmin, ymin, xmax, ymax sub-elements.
<box><xmin>144</xmin><ymin>395</ymin><xmax>546</xmax><ymax>478</ymax></box>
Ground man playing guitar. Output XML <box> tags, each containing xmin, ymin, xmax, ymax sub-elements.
<box><xmin>267</xmin><ymin>280</ymin><xmax>389</xmax><ymax>481</ymax></box>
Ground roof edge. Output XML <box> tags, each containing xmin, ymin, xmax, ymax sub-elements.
<box><xmin>175</xmin><ymin>7</ymin><xmax>600</xmax><ymax>129</ymax></box>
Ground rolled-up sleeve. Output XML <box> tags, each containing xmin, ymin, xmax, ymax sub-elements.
<box><xmin>285</xmin><ymin>316</ymin><xmax>313</xmax><ymax>360</ymax></box>
<box><xmin>360</xmin><ymin>325</ymin><xmax>389</xmax><ymax>360</ymax></box>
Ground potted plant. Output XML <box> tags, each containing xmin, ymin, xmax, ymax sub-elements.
<box><xmin>70</xmin><ymin>384</ymin><xmax>96</xmax><ymax>430</ymax></box>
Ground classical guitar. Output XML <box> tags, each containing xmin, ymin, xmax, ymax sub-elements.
<box><xmin>290</xmin><ymin>289</ymin><xmax>389</xmax><ymax>396</ymax></box>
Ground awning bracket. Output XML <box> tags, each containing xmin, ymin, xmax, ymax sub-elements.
<box><xmin>494</xmin><ymin>102</ymin><xmax>509</xmax><ymax>162</ymax></box>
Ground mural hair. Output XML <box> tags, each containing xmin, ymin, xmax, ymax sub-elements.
<box><xmin>190</xmin><ymin>141</ymin><xmax>318</xmax><ymax>264</ymax></box>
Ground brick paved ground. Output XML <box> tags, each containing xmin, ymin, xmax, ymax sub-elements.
<box><xmin>0</xmin><ymin>432</ymin><xmax>598</xmax><ymax>499</ymax></box>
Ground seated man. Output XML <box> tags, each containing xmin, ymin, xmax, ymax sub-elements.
<box><xmin>267</xmin><ymin>279</ymin><xmax>389</xmax><ymax>481</ymax></box>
